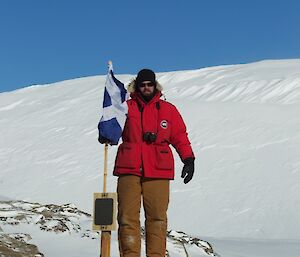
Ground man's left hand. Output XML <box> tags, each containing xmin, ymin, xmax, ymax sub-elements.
<box><xmin>181</xmin><ymin>158</ymin><xmax>195</xmax><ymax>184</ymax></box>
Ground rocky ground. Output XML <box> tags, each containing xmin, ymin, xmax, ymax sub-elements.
<box><xmin>0</xmin><ymin>232</ymin><xmax>43</xmax><ymax>257</ymax></box>
<box><xmin>0</xmin><ymin>200</ymin><xmax>217</xmax><ymax>256</ymax></box>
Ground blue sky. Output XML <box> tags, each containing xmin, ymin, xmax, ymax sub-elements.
<box><xmin>1</xmin><ymin>0</ymin><xmax>299</xmax><ymax>92</ymax></box>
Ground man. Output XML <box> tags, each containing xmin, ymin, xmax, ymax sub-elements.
<box><xmin>99</xmin><ymin>69</ymin><xmax>195</xmax><ymax>257</ymax></box>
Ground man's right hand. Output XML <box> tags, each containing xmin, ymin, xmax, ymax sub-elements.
<box><xmin>98</xmin><ymin>135</ymin><xmax>111</xmax><ymax>144</ymax></box>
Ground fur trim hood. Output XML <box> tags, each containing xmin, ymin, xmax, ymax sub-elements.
<box><xmin>127</xmin><ymin>79</ymin><xmax>163</xmax><ymax>93</ymax></box>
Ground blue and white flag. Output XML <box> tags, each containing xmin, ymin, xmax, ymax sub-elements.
<box><xmin>98</xmin><ymin>62</ymin><xmax>128</xmax><ymax>145</ymax></box>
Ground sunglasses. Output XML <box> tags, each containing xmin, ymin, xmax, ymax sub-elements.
<box><xmin>139</xmin><ymin>82</ymin><xmax>155</xmax><ymax>88</ymax></box>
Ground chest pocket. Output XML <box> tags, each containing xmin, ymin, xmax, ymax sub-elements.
<box><xmin>157</xmin><ymin>117</ymin><xmax>171</xmax><ymax>142</ymax></box>
<box><xmin>122</xmin><ymin>103</ymin><xmax>142</xmax><ymax>141</ymax></box>
<box><xmin>156</xmin><ymin>101</ymin><xmax>172</xmax><ymax>141</ymax></box>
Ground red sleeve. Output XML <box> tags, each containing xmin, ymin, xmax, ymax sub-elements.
<box><xmin>169</xmin><ymin>106</ymin><xmax>195</xmax><ymax>162</ymax></box>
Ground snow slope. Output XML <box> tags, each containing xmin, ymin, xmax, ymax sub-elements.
<box><xmin>0</xmin><ymin>59</ymin><xmax>300</xmax><ymax>255</ymax></box>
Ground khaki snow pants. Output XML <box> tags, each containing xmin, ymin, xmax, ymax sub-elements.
<box><xmin>117</xmin><ymin>175</ymin><xmax>170</xmax><ymax>257</ymax></box>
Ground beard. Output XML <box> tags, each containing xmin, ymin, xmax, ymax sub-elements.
<box><xmin>140</xmin><ymin>89</ymin><xmax>157</xmax><ymax>102</ymax></box>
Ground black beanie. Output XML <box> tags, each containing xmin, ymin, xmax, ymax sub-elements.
<box><xmin>136</xmin><ymin>69</ymin><xmax>156</xmax><ymax>86</ymax></box>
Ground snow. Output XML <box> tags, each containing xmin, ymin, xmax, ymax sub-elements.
<box><xmin>0</xmin><ymin>59</ymin><xmax>300</xmax><ymax>256</ymax></box>
<box><xmin>206</xmin><ymin>237</ymin><xmax>300</xmax><ymax>257</ymax></box>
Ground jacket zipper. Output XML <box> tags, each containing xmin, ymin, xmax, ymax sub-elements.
<box><xmin>140</xmin><ymin>105</ymin><xmax>144</xmax><ymax>176</ymax></box>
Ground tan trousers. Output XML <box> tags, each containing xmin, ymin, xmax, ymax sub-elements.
<box><xmin>117</xmin><ymin>175</ymin><xmax>170</xmax><ymax>257</ymax></box>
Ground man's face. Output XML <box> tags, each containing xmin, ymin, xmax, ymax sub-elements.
<box><xmin>138</xmin><ymin>81</ymin><xmax>155</xmax><ymax>97</ymax></box>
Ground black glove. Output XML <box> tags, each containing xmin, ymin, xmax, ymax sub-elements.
<box><xmin>98</xmin><ymin>134</ymin><xmax>111</xmax><ymax>144</ymax></box>
<box><xmin>181</xmin><ymin>158</ymin><xmax>195</xmax><ymax>184</ymax></box>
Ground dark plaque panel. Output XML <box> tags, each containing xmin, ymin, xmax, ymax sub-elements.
<box><xmin>94</xmin><ymin>198</ymin><xmax>113</xmax><ymax>225</ymax></box>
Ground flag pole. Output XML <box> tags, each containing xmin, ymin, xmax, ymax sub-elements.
<box><xmin>98</xmin><ymin>60</ymin><xmax>125</xmax><ymax>257</ymax></box>
<box><xmin>100</xmin><ymin>60</ymin><xmax>113</xmax><ymax>257</ymax></box>
<box><xmin>103</xmin><ymin>143</ymin><xmax>108</xmax><ymax>193</ymax></box>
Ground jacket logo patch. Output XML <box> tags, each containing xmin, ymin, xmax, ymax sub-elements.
<box><xmin>160</xmin><ymin>120</ymin><xmax>168</xmax><ymax>129</ymax></box>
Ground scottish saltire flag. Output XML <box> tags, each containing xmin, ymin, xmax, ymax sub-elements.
<box><xmin>98</xmin><ymin>62</ymin><xmax>128</xmax><ymax>145</ymax></box>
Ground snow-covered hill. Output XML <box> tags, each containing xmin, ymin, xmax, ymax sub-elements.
<box><xmin>0</xmin><ymin>59</ymin><xmax>300</xmax><ymax>256</ymax></box>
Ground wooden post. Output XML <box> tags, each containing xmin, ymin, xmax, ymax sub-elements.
<box><xmin>101</xmin><ymin>231</ymin><xmax>111</xmax><ymax>257</ymax></box>
<box><xmin>100</xmin><ymin>143</ymin><xmax>111</xmax><ymax>257</ymax></box>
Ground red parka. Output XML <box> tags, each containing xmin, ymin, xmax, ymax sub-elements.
<box><xmin>113</xmin><ymin>86</ymin><xmax>194</xmax><ymax>179</ymax></box>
